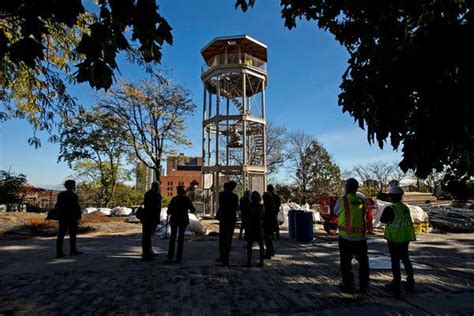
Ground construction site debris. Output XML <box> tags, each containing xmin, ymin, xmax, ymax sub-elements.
<box><xmin>427</xmin><ymin>207</ymin><xmax>474</xmax><ymax>233</ymax></box>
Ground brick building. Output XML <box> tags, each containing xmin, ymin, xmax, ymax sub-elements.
<box><xmin>24</xmin><ymin>186</ymin><xmax>60</xmax><ymax>210</ymax></box>
<box><xmin>160</xmin><ymin>155</ymin><xmax>202</xmax><ymax>197</ymax></box>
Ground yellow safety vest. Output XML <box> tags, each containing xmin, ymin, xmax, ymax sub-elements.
<box><xmin>338</xmin><ymin>194</ymin><xmax>366</xmax><ymax>239</ymax></box>
<box><xmin>384</xmin><ymin>202</ymin><xmax>416</xmax><ymax>242</ymax></box>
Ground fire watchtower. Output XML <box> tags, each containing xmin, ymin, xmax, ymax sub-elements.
<box><xmin>200</xmin><ymin>35</ymin><xmax>268</xmax><ymax>215</ymax></box>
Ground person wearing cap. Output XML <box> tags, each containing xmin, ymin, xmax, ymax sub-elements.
<box><xmin>380</xmin><ymin>186</ymin><xmax>416</xmax><ymax>295</ymax></box>
<box><xmin>216</xmin><ymin>181</ymin><xmax>239</xmax><ymax>266</ymax></box>
<box><xmin>333</xmin><ymin>178</ymin><xmax>370</xmax><ymax>294</ymax></box>
<box><xmin>55</xmin><ymin>179</ymin><xmax>82</xmax><ymax>258</ymax></box>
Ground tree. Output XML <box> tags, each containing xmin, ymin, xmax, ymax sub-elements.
<box><xmin>236</xmin><ymin>1</ymin><xmax>474</xmax><ymax>181</ymax></box>
<box><xmin>287</xmin><ymin>131</ymin><xmax>314</xmax><ymax>204</ymax></box>
<box><xmin>1</xmin><ymin>1</ymin><xmax>172</xmax><ymax>142</ymax></box>
<box><xmin>286</xmin><ymin>132</ymin><xmax>341</xmax><ymax>204</ymax></box>
<box><xmin>266</xmin><ymin>122</ymin><xmax>288</xmax><ymax>177</ymax></box>
<box><xmin>72</xmin><ymin>160</ymin><xmax>130</xmax><ymax>208</ymax></box>
<box><xmin>0</xmin><ymin>170</ymin><xmax>31</xmax><ymax>210</ymax></box>
<box><xmin>351</xmin><ymin>161</ymin><xmax>406</xmax><ymax>196</ymax></box>
<box><xmin>306</xmin><ymin>140</ymin><xmax>342</xmax><ymax>199</ymax></box>
<box><xmin>58</xmin><ymin>107</ymin><xmax>128</xmax><ymax>207</ymax></box>
<box><xmin>100</xmin><ymin>75</ymin><xmax>196</xmax><ymax>179</ymax></box>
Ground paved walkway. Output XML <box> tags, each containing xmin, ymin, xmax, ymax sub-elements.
<box><xmin>0</xmin><ymin>230</ymin><xmax>473</xmax><ymax>315</ymax></box>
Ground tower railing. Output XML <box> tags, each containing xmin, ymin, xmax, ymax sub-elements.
<box><xmin>201</xmin><ymin>53</ymin><xmax>267</xmax><ymax>73</ymax></box>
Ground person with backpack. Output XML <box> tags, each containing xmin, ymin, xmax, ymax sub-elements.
<box><xmin>55</xmin><ymin>179</ymin><xmax>82</xmax><ymax>258</ymax></box>
<box><xmin>141</xmin><ymin>181</ymin><xmax>162</xmax><ymax>261</ymax></box>
<box><xmin>166</xmin><ymin>186</ymin><xmax>196</xmax><ymax>263</ymax></box>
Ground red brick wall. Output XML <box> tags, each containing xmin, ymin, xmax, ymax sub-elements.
<box><xmin>160</xmin><ymin>170</ymin><xmax>201</xmax><ymax>197</ymax></box>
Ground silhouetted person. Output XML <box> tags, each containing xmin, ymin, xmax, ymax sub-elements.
<box><xmin>55</xmin><ymin>180</ymin><xmax>82</xmax><ymax>258</ymax></box>
<box><xmin>380</xmin><ymin>186</ymin><xmax>416</xmax><ymax>296</ymax></box>
<box><xmin>246</xmin><ymin>191</ymin><xmax>265</xmax><ymax>267</ymax></box>
<box><xmin>238</xmin><ymin>190</ymin><xmax>251</xmax><ymax>240</ymax></box>
<box><xmin>216</xmin><ymin>181</ymin><xmax>238</xmax><ymax>266</ymax></box>
<box><xmin>262</xmin><ymin>192</ymin><xmax>276</xmax><ymax>259</ymax></box>
<box><xmin>333</xmin><ymin>178</ymin><xmax>370</xmax><ymax>294</ymax></box>
<box><xmin>267</xmin><ymin>184</ymin><xmax>281</xmax><ymax>239</ymax></box>
<box><xmin>166</xmin><ymin>186</ymin><xmax>196</xmax><ymax>263</ymax></box>
<box><xmin>142</xmin><ymin>181</ymin><xmax>162</xmax><ymax>261</ymax></box>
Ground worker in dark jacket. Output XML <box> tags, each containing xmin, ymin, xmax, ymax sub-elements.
<box><xmin>142</xmin><ymin>181</ymin><xmax>162</xmax><ymax>261</ymax></box>
<box><xmin>246</xmin><ymin>191</ymin><xmax>265</xmax><ymax>267</ymax></box>
<box><xmin>267</xmin><ymin>184</ymin><xmax>281</xmax><ymax>239</ymax></box>
<box><xmin>55</xmin><ymin>179</ymin><xmax>82</xmax><ymax>258</ymax></box>
<box><xmin>166</xmin><ymin>186</ymin><xmax>196</xmax><ymax>263</ymax></box>
<box><xmin>238</xmin><ymin>190</ymin><xmax>251</xmax><ymax>240</ymax></box>
<box><xmin>217</xmin><ymin>181</ymin><xmax>239</xmax><ymax>266</ymax></box>
<box><xmin>262</xmin><ymin>192</ymin><xmax>276</xmax><ymax>259</ymax></box>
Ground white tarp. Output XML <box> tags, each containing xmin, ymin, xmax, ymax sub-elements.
<box><xmin>372</xmin><ymin>199</ymin><xmax>429</xmax><ymax>227</ymax></box>
<box><xmin>83</xmin><ymin>207</ymin><xmax>97</xmax><ymax>214</ymax></box>
<box><xmin>279</xmin><ymin>202</ymin><xmax>321</xmax><ymax>229</ymax></box>
<box><xmin>98</xmin><ymin>208</ymin><xmax>112</xmax><ymax>216</ymax></box>
<box><xmin>111</xmin><ymin>207</ymin><xmax>132</xmax><ymax>217</ymax></box>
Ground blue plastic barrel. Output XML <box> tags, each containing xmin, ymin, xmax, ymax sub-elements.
<box><xmin>295</xmin><ymin>211</ymin><xmax>314</xmax><ymax>242</ymax></box>
<box><xmin>288</xmin><ymin>210</ymin><xmax>297</xmax><ymax>239</ymax></box>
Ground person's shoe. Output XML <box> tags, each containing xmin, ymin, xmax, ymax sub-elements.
<box><xmin>339</xmin><ymin>282</ymin><xmax>355</xmax><ymax>294</ymax></box>
<box><xmin>56</xmin><ymin>253</ymin><xmax>66</xmax><ymax>259</ymax></box>
<box><xmin>385</xmin><ymin>283</ymin><xmax>402</xmax><ymax>297</ymax></box>
<box><xmin>358</xmin><ymin>287</ymin><xmax>368</xmax><ymax>295</ymax></box>
<box><xmin>257</xmin><ymin>261</ymin><xmax>264</xmax><ymax>268</ymax></box>
<box><xmin>402</xmin><ymin>281</ymin><xmax>415</xmax><ymax>293</ymax></box>
<box><xmin>70</xmin><ymin>250</ymin><xmax>83</xmax><ymax>255</ymax></box>
<box><xmin>142</xmin><ymin>255</ymin><xmax>154</xmax><ymax>261</ymax></box>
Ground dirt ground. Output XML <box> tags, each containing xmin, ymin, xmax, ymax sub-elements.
<box><xmin>0</xmin><ymin>212</ymin><xmax>141</xmax><ymax>238</ymax></box>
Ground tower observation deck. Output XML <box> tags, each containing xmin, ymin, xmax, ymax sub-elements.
<box><xmin>200</xmin><ymin>35</ymin><xmax>268</xmax><ymax>215</ymax></box>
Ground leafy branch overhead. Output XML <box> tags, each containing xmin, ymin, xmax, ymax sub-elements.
<box><xmin>0</xmin><ymin>0</ymin><xmax>172</xmax><ymax>90</ymax></box>
<box><xmin>236</xmin><ymin>0</ymin><xmax>474</xmax><ymax>180</ymax></box>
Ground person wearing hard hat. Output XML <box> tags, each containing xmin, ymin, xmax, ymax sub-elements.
<box><xmin>380</xmin><ymin>186</ymin><xmax>416</xmax><ymax>296</ymax></box>
<box><xmin>333</xmin><ymin>178</ymin><xmax>370</xmax><ymax>294</ymax></box>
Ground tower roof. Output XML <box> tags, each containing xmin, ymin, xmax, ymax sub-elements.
<box><xmin>201</xmin><ymin>35</ymin><xmax>267</xmax><ymax>62</ymax></box>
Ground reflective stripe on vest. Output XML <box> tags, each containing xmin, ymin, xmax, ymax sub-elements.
<box><xmin>338</xmin><ymin>194</ymin><xmax>366</xmax><ymax>238</ymax></box>
<box><xmin>384</xmin><ymin>202</ymin><xmax>416</xmax><ymax>242</ymax></box>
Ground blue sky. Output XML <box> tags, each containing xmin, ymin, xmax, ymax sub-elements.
<box><xmin>0</xmin><ymin>0</ymin><xmax>401</xmax><ymax>188</ymax></box>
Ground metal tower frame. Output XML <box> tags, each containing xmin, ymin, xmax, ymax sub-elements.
<box><xmin>200</xmin><ymin>35</ymin><xmax>268</xmax><ymax>216</ymax></box>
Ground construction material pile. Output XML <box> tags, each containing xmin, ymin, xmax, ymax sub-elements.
<box><xmin>427</xmin><ymin>207</ymin><xmax>474</xmax><ymax>233</ymax></box>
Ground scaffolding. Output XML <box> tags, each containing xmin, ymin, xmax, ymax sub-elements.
<box><xmin>200</xmin><ymin>35</ymin><xmax>268</xmax><ymax>216</ymax></box>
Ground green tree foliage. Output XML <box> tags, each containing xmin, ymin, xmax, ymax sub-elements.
<box><xmin>72</xmin><ymin>160</ymin><xmax>130</xmax><ymax>208</ymax></box>
<box><xmin>236</xmin><ymin>0</ymin><xmax>474</xmax><ymax>181</ymax></box>
<box><xmin>287</xmin><ymin>132</ymin><xmax>341</xmax><ymax>204</ymax></box>
<box><xmin>100</xmin><ymin>74</ymin><xmax>196</xmax><ymax>178</ymax></box>
<box><xmin>58</xmin><ymin>107</ymin><xmax>128</xmax><ymax>207</ymax></box>
<box><xmin>0</xmin><ymin>170</ymin><xmax>27</xmax><ymax>204</ymax></box>
<box><xmin>1</xmin><ymin>1</ymin><xmax>172</xmax><ymax>142</ymax></box>
<box><xmin>306</xmin><ymin>140</ymin><xmax>342</xmax><ymax>199</ymax></box>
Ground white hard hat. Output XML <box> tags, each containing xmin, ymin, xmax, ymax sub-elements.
<box><xmin>388</xmin><ymin>186</ymin><xmax>404</xmax><ymax>195</ymax></box>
